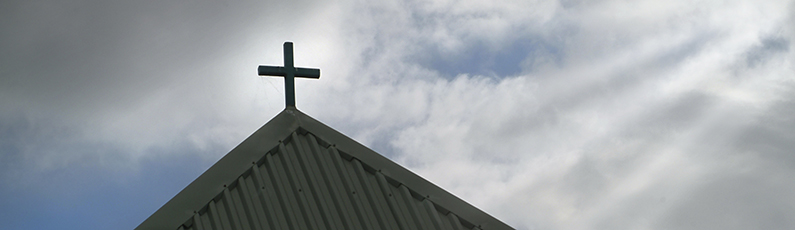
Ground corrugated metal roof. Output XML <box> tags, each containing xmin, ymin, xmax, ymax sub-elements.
<box><xmin>137</xmin><ymin>108</ymin><xmax>513</xmax><ymax>230</ymax></box>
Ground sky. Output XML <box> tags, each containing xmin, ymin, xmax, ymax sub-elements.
<box><xmin>1</xmin><ymin>0</ymin><xmax>794</xmax><ymax>229</ymax></box>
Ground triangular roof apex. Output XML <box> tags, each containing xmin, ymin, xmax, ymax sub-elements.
<box><xmin>137</xmin><ymin>108</ymin><xmax>513</xmax><ymax>230</ymax></box>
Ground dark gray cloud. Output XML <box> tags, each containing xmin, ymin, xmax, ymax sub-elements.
<box><xmin>733</xmin><ymin>83</ymin><xmax>795</xmax><ymax>168</ymax></box>
<box><xmin>1</xmin><ymin>0</ymin><xmax>339</xmax><ymax>228</ymax></box>
<box><xmin>658</xmin><ymin>171</ymin><xmax>795</xmax><ymax>230</ymax></box>
<box><xmin>0</xmin><ymin>0</ymin><xmax>314</xmax><ymax>109</ymax></box>
<box><xmin>0</xmin><ymin>0</ymin><xmax>333</xmax><ymax>180</ymax></box>
<box><xmin>746</xmin><ymin>36</ymin><xmax>790</xmax><ymax>68</ymax></box>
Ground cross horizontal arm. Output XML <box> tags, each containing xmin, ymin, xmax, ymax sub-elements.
<box><xmin>258</xmin><ymin>66</ymin><xmax>284</xmax><ymax>76</ymax></box>
<box><xmin>258</xmin><ymin>66</ymin><xmax>320</xmax><ymax>78</ymax></box>
<box><xmin>295</xmin><ymin>68</ymin><xmax>320</xmax><ymax>78</ymax></box>
<box><xmin>257</xmin><ymin>42</ymin><xmax>320</xmax><ymax>108</ymax></box>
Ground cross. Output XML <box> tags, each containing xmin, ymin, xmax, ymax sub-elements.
<box><xmin>258</xmin><ymin>42</ymin><xmax>320</xmax><ymax>108</ymax></box>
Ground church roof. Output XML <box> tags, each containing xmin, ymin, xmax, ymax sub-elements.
<box><xmin>136</xmin><ymin>108</ymin><xmax>512</xmax><ymax>230</ymax></box>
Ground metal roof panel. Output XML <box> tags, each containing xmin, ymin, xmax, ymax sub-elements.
<box><xmin>136</xmin><ymin>108</ymin><xmax>513</xmax><ymax>230</ymax></box>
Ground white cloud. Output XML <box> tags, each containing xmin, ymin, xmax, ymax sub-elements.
<box><xmin>305</xmin><ymin>0</ymin><xmax>795</xmax><ymax>229</ymax></box>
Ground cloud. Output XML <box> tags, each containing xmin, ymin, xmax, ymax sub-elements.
<box><xmin>0</xmin><ymin>0</ymin><xmax>341</xmax><ymax>175</ymax></box>
<box><xmin>745</xmin><ymin>36</ymin><xmax>790</xmax><ymax>68</ymax></box>
<box><xmin>307</xmin><ymin>0</ymin><xmax>795</xmax><ymax>229</ymax></box>
<box><xmin>2</xmin><ymin>0</ymin><xmax>794</xmax><ymax>229</ymax></box>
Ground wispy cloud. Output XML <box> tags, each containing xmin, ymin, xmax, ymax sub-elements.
<box><xmin>309</xmin><ymin>0</ymin><xmax>795</xmax><ymax>229</ymax></box>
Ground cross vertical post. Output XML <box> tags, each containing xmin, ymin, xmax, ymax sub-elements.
<box><xmin>283</xmin><ymin>42</ymin><xmax>296</xmax><ymax>107</ymax></box>
<box><xmin>258</xmin><ymin>42</ymin><xmax>320</xmax><ymax>108</ymax></box>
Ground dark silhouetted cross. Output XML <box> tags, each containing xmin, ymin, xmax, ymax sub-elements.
<box><xmin>258</xmin><ymin>42</ymin><xmax>320</xmax><ymax>108</ymax></box>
